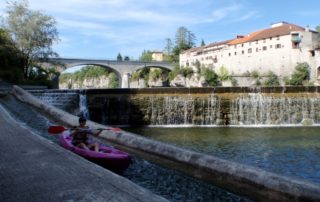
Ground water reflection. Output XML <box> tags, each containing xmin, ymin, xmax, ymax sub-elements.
<box><xmin>126</xmin><ymin>126</ymin><xmax>320</xmax><ymax>185</ymax></box>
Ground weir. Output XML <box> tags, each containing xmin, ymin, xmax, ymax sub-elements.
<box><xmin>29</xmin><ymin>86</ymin><xmax>320</xmax><ymax>126</ymax></box>
<box><xmin>12</xmin><ymin>86</ymin><xmax>320</xmax><ymax>201</ymax></box>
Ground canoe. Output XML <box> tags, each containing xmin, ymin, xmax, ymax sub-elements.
<box><xmin>59</xmin><ymin>131</ymin><xmax>131</xmax><ymax>172</ymax></box>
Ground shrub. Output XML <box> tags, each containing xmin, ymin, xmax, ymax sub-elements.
<box><xmin>288</xmin><ymin>62</ymin><xmax>310</xmax><ymax>85</ymax></box>
<box><xmin>264</xmin><ymin>71</ymin><xmax>280</xmax><ymax>86</ymax></box>
<box><xmin>218</xmin><ymin>65</ymin><xmax>229</xmax><ymax>81</ymax></box>
<box><xmin>201</xmin><ymin>68</ymin><xmax>219</xmax><ymax>86</ymax></box>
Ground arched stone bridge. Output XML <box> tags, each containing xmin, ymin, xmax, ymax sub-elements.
<box><xmin>43</xmin><ymin>58</ymin><xmax>173</xmax><ymax>88</ymax></box>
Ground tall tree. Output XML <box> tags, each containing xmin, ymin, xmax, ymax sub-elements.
<box><xmin>201</xmin><ymin>38</ymin><xmax>205</xmax><ymax>46</ymax></box>
<box><xmin>139</xmin><ymin>50</ymin><xmax>152</xmax><ymax>62</ymax></box>
<box><xmin>117</xmin><ymin>53</ymin><xmax>122</xmax><ymax>61</ymax></box>
<box><xmin>4</xmin><ymin>0</ymin><xmax>59</xmax><ymax>78</ymax></box>
<box><xmin>124</xmin><ymin>56</ymin><xmax>130</xmax><ymax>61</ymax></box>
<box><xmin>164</xmin><ymin>38</ymin><xmax>173</xmax><ymax>55</ymax></box>
<box><xmin>175</xmin><ymin>26</ymin><xmax>196</xmax><ymax>49</ymax></box>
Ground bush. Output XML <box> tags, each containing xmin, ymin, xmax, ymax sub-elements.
<box><xmin>108</xmin><ymin>72</ymin><xmax>119</xmax><ymax>88</ymax></box>
<box><xmin>288</xmin><ymin>62</ymin><xmax>310</xmax><ymax>85</ymax></box>
<box><xmin>201</xmin><ymin>68</ymin><xmax>219</xmax><ymax>86</ymax></box>
<box><xmin>218</xmin><ymin>66</ymin><xmax>229</xmax><ymax>81</ymax></box>
<box><xmin>264</xmin><ymin>71</ymin><xmax>280</xmax><ymax>86</ymax></box>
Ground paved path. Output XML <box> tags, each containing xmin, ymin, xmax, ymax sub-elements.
<box><xmin>0</xmin><ymin>104</ymin><xmax>168</xmax><ymax>202</ymax></box>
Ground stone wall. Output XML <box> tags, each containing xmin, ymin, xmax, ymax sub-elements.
<box><xmin>84</xmin><ymin>86</ymin><xmax>320</xmax><ymax>126</ymax></box>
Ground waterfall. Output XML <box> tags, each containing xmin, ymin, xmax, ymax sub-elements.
<box><xmin>229</xmin><ymin>93</ymin><xmax>320</xmax><ymax>126</ymax></box>
<box><xmin>149</xmin><ymin>95</ymin><xmax>221</xmax><ymax>126</ymax></box>
<box><xmin>79</xmin><ymin>93</ymin><xmax>90</xmax><ymax>119</ymax></box>
<box><xmin>30</xmin><ymin>91</ymin><xmax>79</xmax><ymax>114</ymax></box>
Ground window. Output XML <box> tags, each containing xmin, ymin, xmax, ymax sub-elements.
<box><xmin>248</xmin><ymin>48</ymin><xmax>252</xmax><ymax>53</ymax></box>
<box><xmin>256</xmin><ymin>48</ymin><xmax>259</xmax><ymax>52</ymax></box>
<box><xmin>263</xmin><ymin>46</ymin><xmax>267</xmax><ymax>51</ymax></box>
<box><xmin>242</xmin><ymin>50</ymin><xmax>244</xmax><ymax>54</ymax></box>
<box><xmin>270</xmin><ymin>37</ymin><xmax>272</xmax><ymax>40</ymax></box>
<box><xmin>228</xmin><ymin>53</ymin><xmax>231</xmax><ymax>56</ymax></box>
<box><xmin>241</xmin><ymin>44</ymin><xmax>244</xmax><ymax>47</ymax></box>
<box><xmin>270</xmin><ymin>45</ymin><xmax>273</xmax><ymax>48</ymax></box>
<box><xmin>263</xmin><ymin>39</ymin><xmax>266</xmax><ymax>43</ymax></box>
<box><xmin>275</xmin><ymin>44</ymin><xmax>281</xmax><ymax>49</ymax></box>
<box><xmin>234</xmin><ymin>52</ymin><xmax>237</xmax><ymax>55</ymax></box>
<box><xmin>276</xmin><ymin>36</ymin><xmax>280</xmax><ymax>40</ymax></box>
<box><xmin>310</xmin><ymin>50</ymin><xmax>315</xmax><ymax>57</ymax></box>
<box><xmin>256</xmin><ymin>41</ymin><xmax>258</xmax><ymax>44</ymax></box>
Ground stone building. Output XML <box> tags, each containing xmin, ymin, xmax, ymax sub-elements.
<box><xmin>180</xmin><ymin>22</ymin><xmax>320</xmax><ymax>86</ymax></box>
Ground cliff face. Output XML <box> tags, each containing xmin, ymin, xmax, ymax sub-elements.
<box><xmin>59</xmin><ymin>75</ymin><xmax>112</xmax><ymax>89</ymax></box>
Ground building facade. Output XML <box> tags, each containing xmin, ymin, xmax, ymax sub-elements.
<box><xmin>180</xmin><ymin>22</ymin><xmax>320</xmax><ymax>86</ymax></box>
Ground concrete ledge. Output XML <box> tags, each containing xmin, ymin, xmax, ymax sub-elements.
<box><xmin>12</xmin><ymin>85</ymin><xmax>320</xmax><ymax>202</ymax></box>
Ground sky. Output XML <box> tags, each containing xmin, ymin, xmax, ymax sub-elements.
<box><xmin>0</xmin><ymin>0</ymin><xmax>319</xmax><ymax>60</ymax></box>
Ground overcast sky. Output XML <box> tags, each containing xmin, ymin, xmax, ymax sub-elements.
<box><xmin>1</xmin><ymin>0</ymin><xmax>319</xmax><ymax>60</ymax></box>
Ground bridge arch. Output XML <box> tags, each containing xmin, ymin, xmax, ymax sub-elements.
<box><xmin>42</xmin><ymin>58</ymin><xmax>174</xmax><ymax>88</ymax></box>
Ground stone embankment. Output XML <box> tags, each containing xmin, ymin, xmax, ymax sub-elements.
<box><xmin>12</xmin><ymin>85</ymin><xmax>320</xmax><ymax>202</ymax></box>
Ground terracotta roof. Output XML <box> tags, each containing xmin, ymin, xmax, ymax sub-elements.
<box><xmin>248</xmin><ymin>23</ymin><xmax>305</xmax><ymax>42</ymax></box>
<box><xmin>182</xmin><ymin>22</ymin><xmax>309</xmax><ymax>53</ymax></box>
<box><xmin>228</xmin><ymin>23</ymin><xmax>305</xmax><ymax>45</ymax></box>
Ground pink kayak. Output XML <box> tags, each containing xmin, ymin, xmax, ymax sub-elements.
<box><xmin>59</xmin><ymin>131</ymin><xmax>131</xmax><ymax>172</ymax></box>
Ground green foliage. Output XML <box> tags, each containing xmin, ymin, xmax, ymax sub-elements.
<box><xmin>264</xmin><ymin>71</ymin><xmax>280</xmax><ymax>86</ymax></box>
<box><xmin>59</xmin><ymin>65</ymin><xmax>118</xmax><ymax>88</ymax></box>
<box><xmin>139</xmin><ymin>50</ymin><xmax>152</xmax><ymax>62</ymax></box>
<box><xmin>0</xmin><ymin>28</ymin><xmax>25</xmax><ymax>83</ymax></box>
<box><xmin>201</xmin><ymin>68</ymin><xmax>219</xmax><ymax>87</ymax></box>
<box><xmin>218</xmin><ymin>65</ymin><xmax>229</xmax><ymax>81</ymax></box>
<box><xmin>164</xmin><ymin>27</ymin><xmax>196</xmax><ymax>64</ymax></box>
<box><xmin>288</xmin><ymin>62</ymin><xmax>310</xmax><ymax>85</ymax></box>
<box><xmin>179</xmin><ymin>67</ymin><xmax>194</xmax><ymax>78</ymax></box>
<box><xmin>117</xmin><ymin>53</ymin><xmax>122</xmax><ymax>61</ymax></box>
<box><xmin>149</xmin><ymin>68</ymin><xmax>163</xmax><ymax>81</ymax></box>
<box><xmin>124</xmin><ymin>56</ymin><xmax>130</xmax><ymax>61</ymax></box>
<box><xmin>250</xmin><ymin>70</ymin><xmax>260</xmax><ymax>79</ymax></box>
<box><xmin>168</xmin><ymin>64</ymin><xmax>180</xmax><ymax>81</ymax></box>
<box><xmin>4</xmin><ymin>0</ymin><xmax>59</xmax><ymax>78</ymax></box>
<box><xmin>230</xmin><ymin>77</ymin><xmax>238</xmax><ymax>86</ymax></box>
<box><xmin>108</xmin><ymin>72</ymin><xmax>119</xmax><ymax>88</ymax></box>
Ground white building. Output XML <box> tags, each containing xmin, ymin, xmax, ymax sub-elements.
<box><xmin>180</xmin><ymin>22</ymin><xmax>320</xmax><ymax>86</ymax></box>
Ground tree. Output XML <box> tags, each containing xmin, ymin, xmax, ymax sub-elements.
<box><xmin>264</xmin><ymin>71</ymin><xmax>280</xmax><ymax>86</ymax></box>
<box><xmin>288</xmin><ymin>62</ymin><xmax>310</xmax><ymax>85</ymax></box>
<box><xmin>117</xmin><ymin>53</ymin><xmax>122</xmax><ymax>61</ymax></box>
<box><xmin>164</xmin><ymin>38</ymin><xmax>173</xmax><ymax>55</ymax></box>
<box><xmin>124</xmin><ymin>56</ymin><xmax>130</xmax><ymax>61</ymax></box>
<box><xmin>139</xmin><ymin>50</ymin><xmax>152</xmax><ymax>62</ymax></box>
<box><xmin>0</xmin><ymin>28</ymin><xmax>25</xmax><ymax>82</ymax></box>
<box><xmin>175</xmin><ymin>26</ymin><xmax>196</xmax><ymax>48</ymax></box>
<box><xmin>4</xmin><ymin>0</ymin><xmax>59</xmax><ymax>79</ymax></box>
<box><xmin>201</xmin><ymin>39</ymin><xmax>205</xmax><ymax>46</ymax></box>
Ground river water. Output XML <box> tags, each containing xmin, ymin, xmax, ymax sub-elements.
<box><xmin>0</xmin><ymin>95</ymin><xmax>252</xmax><ymax>202</ymax></box>
<box><xmin>127</xmin><ymin>126</ymin><xmax>320</xmax><ymax>185</ymax></box>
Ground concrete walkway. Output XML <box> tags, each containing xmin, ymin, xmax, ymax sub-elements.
<box><xmin>0</xmin><ymin>104</ymin><xmax>168</xmax><ymax>202</ymax></box>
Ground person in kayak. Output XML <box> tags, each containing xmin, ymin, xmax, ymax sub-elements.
<box><xmin>70</xmin><ymin>117</ymin><xmax>103</xmax><ymax>152</ymax></box>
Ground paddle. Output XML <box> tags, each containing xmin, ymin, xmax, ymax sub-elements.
<box><xmin>48</xmin><ymin>125</ymin><xmax>121</xmax><ymax>134</ymax></box>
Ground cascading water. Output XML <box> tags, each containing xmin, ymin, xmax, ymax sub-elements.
<box><xmin>79</xmin><ymin>92</ymin><xmax>90</xmax><ymax>119</ymax></box>
<box><xmin>30</xmin><ymin>90</ymin><xmax>79</xmax><ymax>114</ymax></box>
<box><xmin>149</xmin><ymin>95</ymin><xmax>221</xmax><ymax>126</ymax></box>
<box><xmin>229</xmin><ymin>93</ymin><xmax>320</xmax><ymax>126</ymax></box>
